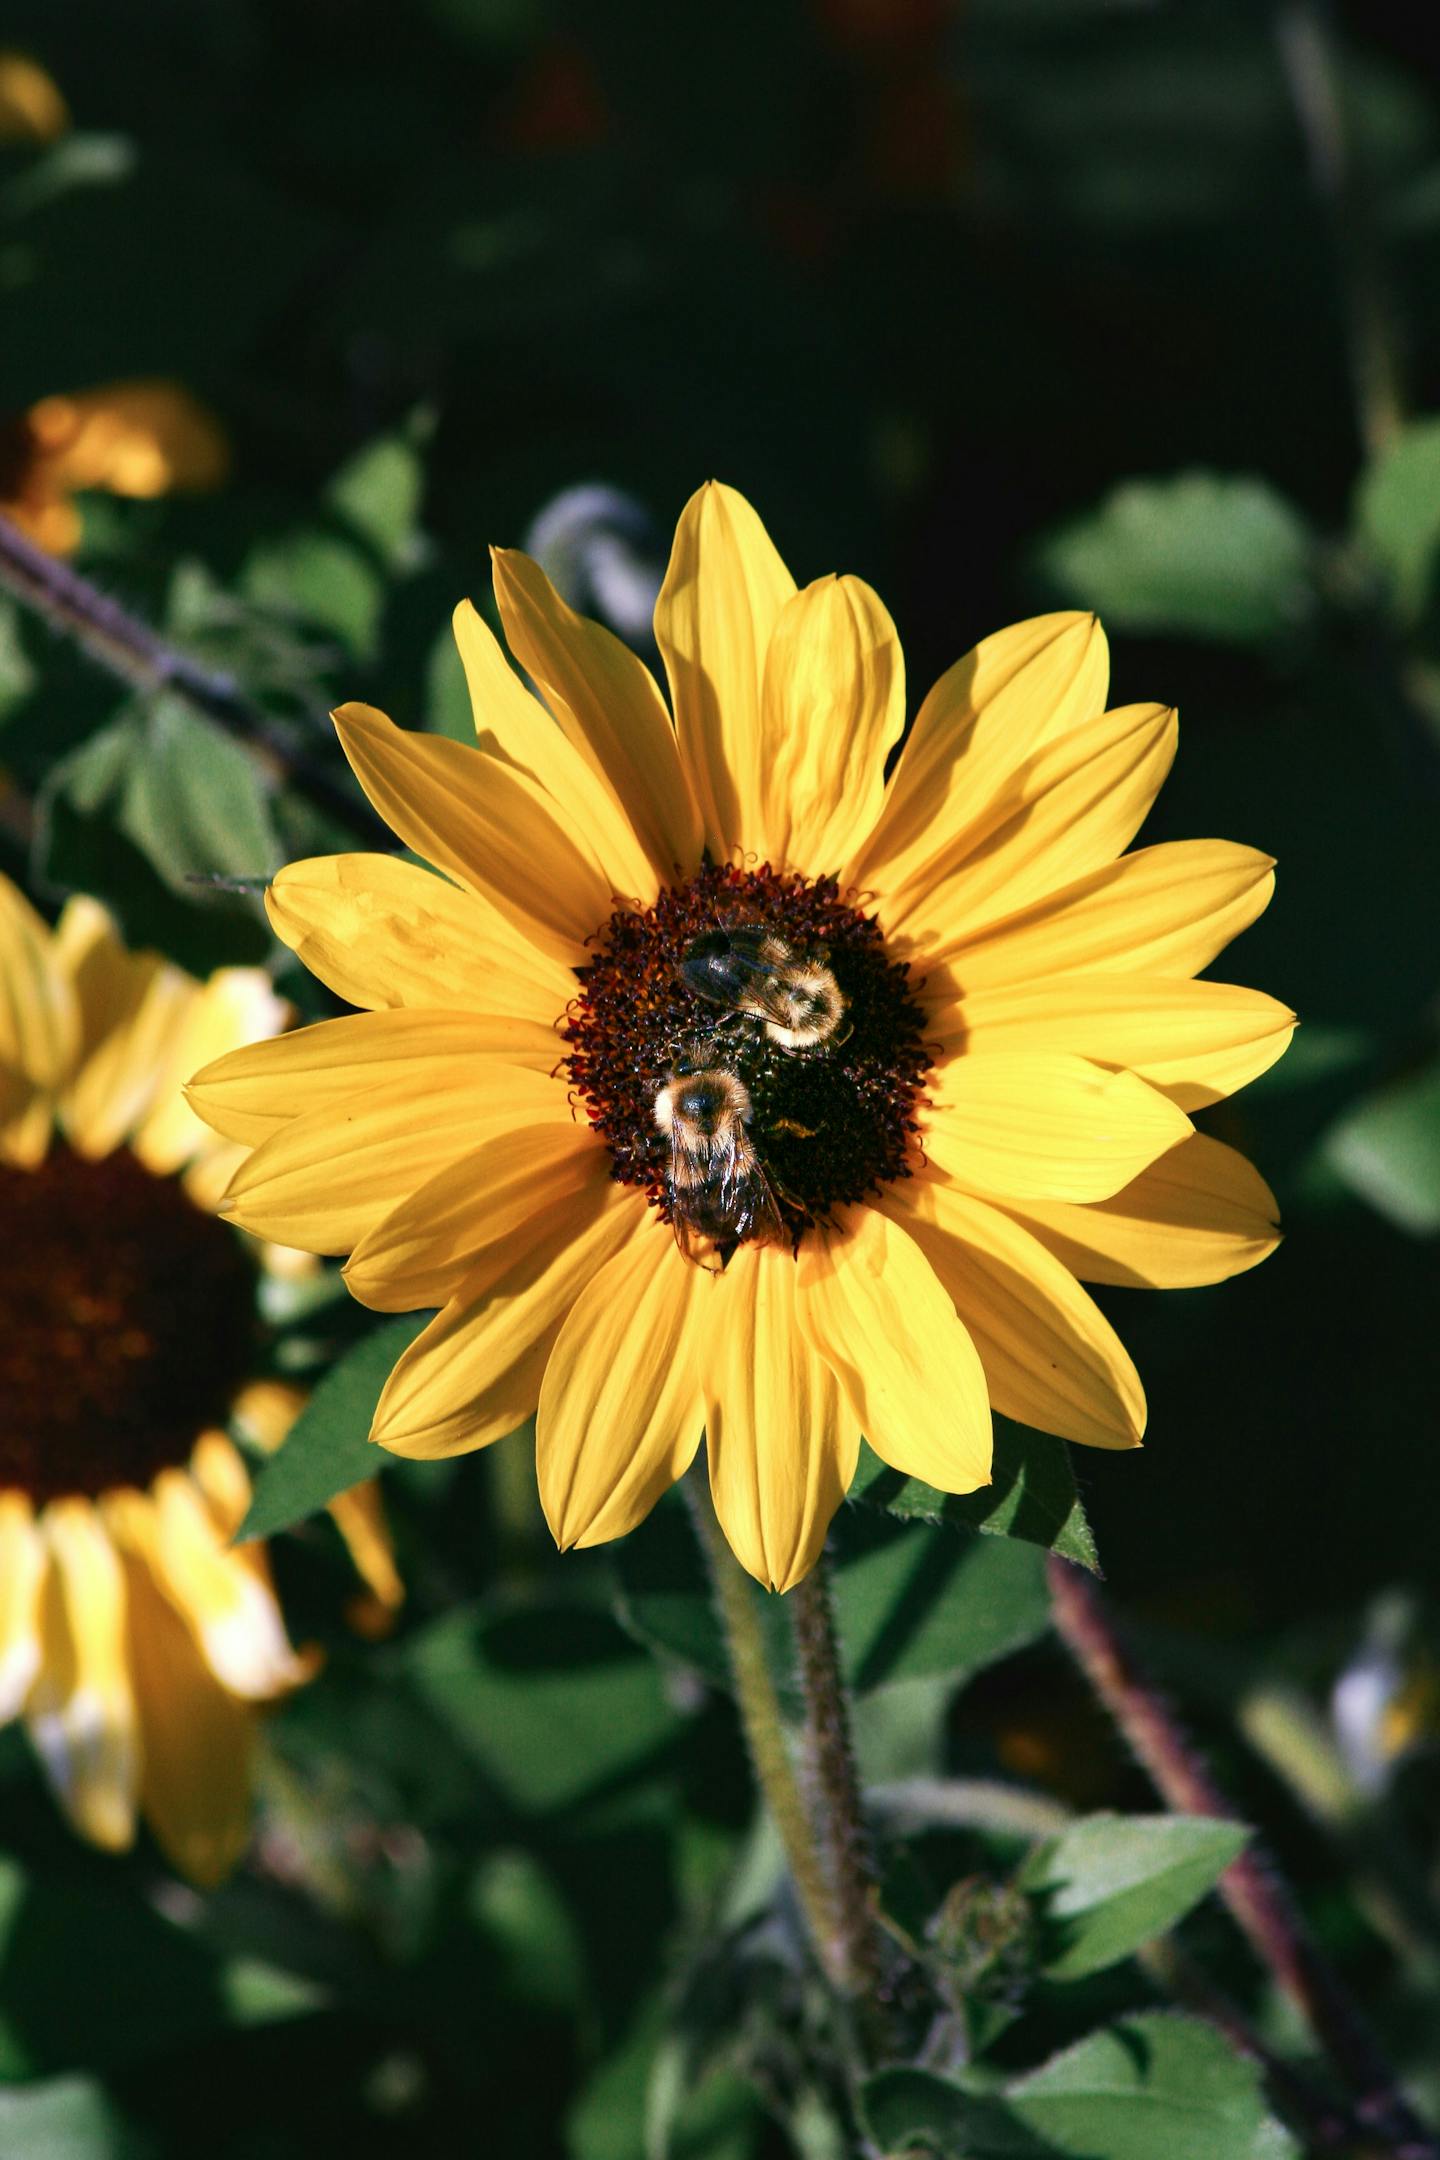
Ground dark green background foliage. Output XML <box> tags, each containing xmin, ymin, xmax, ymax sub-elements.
<box><xmin>2</xmin><ymin>1</ymin><xmax>1439</xmax><ymax>2153</ymax></box>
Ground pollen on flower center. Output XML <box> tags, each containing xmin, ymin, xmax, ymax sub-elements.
<box><xmin>562</xmin><ymin>862</ymin><xmax>932</xmax><ymax>1246</ymax></box>
<box><xmin>0</xmin><ymin>1145</ymin><xmax>257</xmax><ymax>1503</ymax></box>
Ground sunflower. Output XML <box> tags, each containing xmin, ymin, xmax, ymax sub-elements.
<box><xmin>0</xmin><ymin>879</ymin><xmax>401</xmax><ymax>1884</ymax></box>
<box><xmin>190</xmin><ymin>482</ymin><xmax>1293</xmax><ymax>1595</ymax></box>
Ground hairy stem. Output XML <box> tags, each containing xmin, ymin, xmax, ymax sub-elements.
<box><xmin>1048</xmin><ymin>1555</ymin><xmax>1437</xmax><ymax>2160</ymax></box>
<box><xmin>789</xmin><ymin>1556</ymin><xmax>887</xmax><ymax>2022</ymax></box>
<box><xmin>0</xmin><ymin>509</ymin><xmax>378</xmax><ymax>841</ymax></box>
<box><xmin>684</xmin><ymin>1480</ymin><xmax>839</xmax><ymax>1973</ymax></box>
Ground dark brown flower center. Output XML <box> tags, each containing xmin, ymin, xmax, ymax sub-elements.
<box><xmin>0</xmin><ymin>1145</ymin><xmax>257</xmax><ymax>1503</ymax></box>
<box><xmin>563</xmin><ymin>862</ymin><xmax>932</xmax><ymax>1247</ymax></box>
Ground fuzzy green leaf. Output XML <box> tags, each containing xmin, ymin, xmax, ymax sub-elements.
<box><xmin>1019</xmin><ymin>1813</ymin><xmax>1249</xmax><ymax>1979</ymax></box>
<box><xmin>848</xmin><ymin>1424</ymin><xmax>1098</xmax><ymax>1571</ymax></box>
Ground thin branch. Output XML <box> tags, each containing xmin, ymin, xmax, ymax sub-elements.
<box><xmin>0</xmin><ymin>510</ymin><xmax>381</xmax><ymax>843</ymax></box>
<box><xmin>1048</xmin><ymin>1555</ymin><xmax>1438</xmax><ymax>2160</ymax></box>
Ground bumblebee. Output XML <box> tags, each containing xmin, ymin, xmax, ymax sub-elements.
<box><xmin>653</xmin><ymin>1063</ymin><xmax>783</xmax><ymax>1268</ymax></box>
<box><xmin>678</xmin><ymin>925</ymin><xmax>848</xmax><ymax>1052</ymax></box>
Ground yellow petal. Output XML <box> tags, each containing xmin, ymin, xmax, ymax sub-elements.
<box><xmin>0</xmin><ymin>52</ymin><xmax>71</xmax><ymax>143</ymax></box>
<box><xmin>1007</xmin><ymin>1132</ymin><xmax>1280</xmax><ymax>1288</ymax></box>
<box><xmin>883</xmin><ymin>1178</ymin><xmax>1144</xmax><ymax>1450</ymax></box>
<box><xmin>188</xmin><ymin>1431</ymin><xmax>254</xmax><ymax>1540</ymax></box>
<box><xmin>325</xmin><ymin>1482</ymin><xmax>404</xmax><ymax>1615</ymax></box>
<box><xmin>0</xmin><ymin>869</ymin><xmax>77</xmax><ymax>1092</ymax></box>
<box><xmin>111</xmin><ymin>1475</ymin><xmax>311</xmax><ymax>1700</ymax></box>
<box><xmin>925</xmin><ymin>840</ymin><xmax>1276</xmax><ymax>993</ymax></box>
<box><xmin>883</xmin><ymin>703</ymin><xmax>1178</xmax><ymax>953</ymax></box>
<box><xmin>27</xmin><ymin>1499</ymin><xmax>138</xmax><ymax>1852</ymax></box>
<box><xmin>756</xmin><ymin>575</ymin><xmax>905</xmax><ymax>874</ymax></box>
<box><xmin>654</xmin><ymin>480</ymin><xmax>798</xmax><ymax>862</ymax></box>
<box><xmin>121</xmin><ymin>1544</ymin><xmax>253</xmax><ymax>1888</ymax></box>
<box><xmin>56</xmin><ymin>896</ymin><xmax>197</xmax><ymax>1157</ymax></box>
<box><xmin>0</xmin><ymin>1493</ymin><xmax>44</xmax><ymax>1721</ymax></box>
<box><xmin>188</xmin><ymin>1008</ymin><xmax>559</xmax><ymax>1149</ymax></box>
<box><xmin>491</xmin><ymin>547</ymin><xmax>702</xmax><ymax>885</ymax></box>
<box><xmin>795</xmin><ymin>1205</ymin><xmax>992</xmax><ymax>1493</ymax></box>
<box><xmin>219</xmin><ymin>1060</ymin><xmax>569</xmax><ymax>1253</ymax></box>
<box><xmin>333</xmin><ymin>701</ymin><xmax>617</xmax><ymax>963</ymax></box>
<box><xmin>344</xmin><ymin>1121</ymin><xmax>608</xmax><ymax>1312</ymax></box>
<box><xmin>934</xmin><ymin>976</ymin><xmax>1296</xmax><ymax>1111</ymax></box>
<box><xmin>536</xmin><ymin>1221</ymin><xmax>710</xmax><ymax>1549</ymax></box>
<box><xmin>131</xmin><ymin>967</ymin><xmax>287</xmax><ymax>1175</ymax></box>
<box><xmin>925</xmin><ymin>1053</ymin><xmax>1192</xmax><ymax>1204</ymax></box>
<box><xmin>847</xmin><ymin>611</ymin><xmax>1108</xmax><ymax>895</ymax></box>
<box><xmin>374</xmin><ymin>1174</ymin><xmax>648</xmax><ymax>1457</ymax></box>
<box><xmin>265</xmin><ymin>851</ymin><xmax>573</xmax><ymax>1024</ymax></box>
<box><xmin>701</xmin><ymin>1243</ymin><xmax>859</xmax><ymax>1593</ymax></box>
<box><xmin>453</xmin><ymin>598</ymin><xmax>656</xmax><ymax>900</ymax></box>
<box><xmin>0</xmin><ymin>1062</ymin><xmax>52</xmax><ymax>1167</ymax></box>
<box><xmin>229</xmin><ymin>1379</ymin><xmax>305</xmax><ymax>1456</ymax></box>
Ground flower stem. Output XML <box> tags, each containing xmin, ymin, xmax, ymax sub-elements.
<box><xmin>0</xmin><ymin>508</ymin><xmax>379</xmax><ymax>842</ymax></box>
<box><xmin>789</xmin><ymin>1555</ymin><xmax>886</xmax><ymax>2020</ymax></box>
<box><xmin>683</xmin><ymin>1479</ymin><xmax>838</xmax><ymax>1974</ymax></box>
<box><xmin>1047</xmin><ymin>1555</ymin><xmax>1438</xmax><ymax>2160</ymax></box>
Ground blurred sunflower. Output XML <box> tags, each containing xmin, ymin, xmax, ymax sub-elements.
<box><xmin>0</xmin><ymin>879</ymin><xmax>400</xmax><ymax>1884</ymax></box>
<box><xmin>0</xmin><ymin>379</ymin><xmax>229</xmax><ymax>555</ymax></box>
<box><xmin>191</xmin><ymin>482</ymin><xmax>1293</xmax><ymax>1594</ymax></box>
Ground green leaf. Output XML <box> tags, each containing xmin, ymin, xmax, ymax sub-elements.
<box><xmin>0</xmin><ymin>2077</ymin><xmax>147</xmax><ymax>2160</ymax></box>
<box><xmin>1006</xmin><ymin>2014</ymin><xmax>1299</xmax><ymax>2159</ymax></box>
<box><xmin>1019</xmin><ymin>1813</ymin><xmax>1249</xmax><ymax>1979</ymax></box>
<box><xmin>1321</xmin><ymin>1060</ymin><xmax>1440</xmax><ymax>1235</ymax></box>
<box><xmin>403</xmin><ymin>1603</ymin><xmax>683</xmax><ymax>1813</ymax></box>
<box><xmin>1034</xmin><ymin>471</ymin><xmax>1315</xmax><ymax>644</ymax></box>
<box><xmin>42</xmin><ymin>694</ymin><xmax>279</xmax><ymax>893</ymax></box>
<box><xmin>237</xmin><ymin>1315</ymin><xmax>427</xmax><ymax>1541</ymax></box>
<box><xmin>834</xmin><ymin>1515</ymin><xmax>1051</xmax><ymax>1695</ymax></box>
<box><xmin>243</xmin><ymin>530</ymin><xmax>385</xmax><ymax>658</ymax></box>
<box><xmin>848</xmin><ymin>1424</ymin><xmax>1098</xmax><ymax>1571</ymax></box>
<box><xmin>861</xmin><ymin>2069</ymin><xmax>1057</xmax><ymax>2157</ymax></box>
<box><xmin>0</xmin><ymin>596</ymin><xmax>37</xmax><ymax>726</ymax></box>
<box><xmin>1354</xmin><ymin>416</ymin><xmax>1440</xmax><ymax>623</ymax></box>
<box><xmin>327</xmin><ymin>422</ymin><xmax>428</xmax><ymax>571</ymax></box>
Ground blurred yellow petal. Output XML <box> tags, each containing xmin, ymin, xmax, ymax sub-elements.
<box><xmin>188</xmin><ymin>1008</ymin><xmax>558</xmax><ymax>1149</ymax></box>
<box><xmin>0</xmin><ymin>868</ymin><xmax>78</xmax><ymax>1093</ymax></box>
<box><xmin>925</xmin><ymin>840</ymin><xmax>1276</xmax><ymax>993</ymax></box>
<box><xmin>54</xmin><ymin>896</ymin><xmax>195</xmax><ymax>1157</ymax></box>
<box><xmin>654</xmin><ymin>480</ymin><xmax>797</xmax><ymax>860</ymax></box>
<box><xmin>702</xmin><ymin>1244</ymin><xmax>859</xmax><ymax>1593</ymax></box>
<box><xmin>848</xmin><ymin>611</ymin><xmax>1108</xmax><ymax>894</ymax></box>
<box><xmin>885</xmin><ymin>703</ymin><xmax>1178</xmax><ymax>953</ymax></box>
<box><xmin>333</xmin><ymin>702</ymin><xmax>617</xmax><ymax>963</ymax></box>
<box><xmin>374</xmin><ymin>1174</ymin><xmax>646</xmax><ymax>1458</ymax></box>
<box><xmin>925</xmin><ymin>1053</ymin><xmax>1192</xmax><ymax>1204</ymax></box>
<box><xmin>266</xmin><ymin>851</ymin><xmax>573</xmax><ymax>1024</ymax></box>
<box><xmin>32</xmin><ymin>380</ymin><xmax>228</xmax><ymax>497</ymax></box>
<box><xmin>220</xmin><ymin>1060</ymin><xmax>569</xmax><ymax>1252</ymax></box>
<box><xmin>118</xmin><ymin>1474</ymin><xmax>310</xmax><ymax>1700</ymax></box>
<box><xmin>121</xmin><ymin>1544</ymin><xmax>253</xmax><ymax>1888</ymax></box>
<box><xmin>131</xmin><ymin>967</ymin><xmax>287</xmax><ymax>1175</ymax></box>
<box><xmin>756</xmin><ymin>575</ymin><xmax>905</xmax><ymax>874</ymax></box>
<box><xmin>27</xmin><ymin>1500</ymin><xmax>137</xmax><ymax>1852</ymax></box>
<box><xmin>344</xmin><ymin>1121</ymin><xmax>607</xmax><ymax>1312</ymax></box>
<box><xmin>884</xmin><ymin>1178</ymin><xmax>1144</xmax><ymax>1449</ymax></box>
<box><xmin>795</xmin><ymin>1205</ymin><xmax>992</xmax><ymax>1493</ymax></box>
<box><xmin>188</xmin><ymin>1431</ymin><xmax>254</xmax><ymax>1539</ymax></box>
<box><xmin>0</xmin><ymin>1493</ymin><xmax>44</xmax><ymax>1721</ymax></box>
<box><xmin>453</xmin><ymin>598</ymin><xmax>656</xmax><ymax>899</ymax></box>
<box><xmin>536</xmin><ymin>1223</ymin><xmax>710</xmax><ymax>1549</ymax></box>
<box><xmin>0</xmin><ymin>52</ymin><xmax>70</xmax><ymax>142</ymax></box>
<box><xmin>1007</xmin><ymin>1132</ymin><xmax>1281</xmax><ymax>1289</ymax></box>
<box><xmin>325</xmin><ymin>1482</ymin><xmax>404</xmax><ymax>1617</ymax></box>
<box><xmin>491</xmin><ymin>546</ymin><xmax>702</xmax><ymax>886</ymax></box>
<box><xmin>934</xmin><ymin>975</ymin><xmax>1297</xmax><ymax>1110</ymax></box>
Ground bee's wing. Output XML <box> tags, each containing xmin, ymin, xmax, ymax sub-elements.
<box><xmin>666</xmin><ymin>1125</ymin><xmax>726</xmax><ymax>1270</ymax></box>
<box><xmin>671</xmin><ymin>1210</ymin><xmax>724</xmax><ymax>1270</ymax></box>
<box><xmin>743</xmin><ymin>1161</ymin><xmax>787</xmax><ymax>1248</ymax></box>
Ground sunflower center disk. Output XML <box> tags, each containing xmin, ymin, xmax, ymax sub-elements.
<box><xmin>563</xmin><ymin>863</ymin><xmax>932</xmax><ymax>1250</ymax></box>
<box><xmin>0</xmin><ymin>1145</ymin><xmax>257</xmax><ymax>1503</ymax></box>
